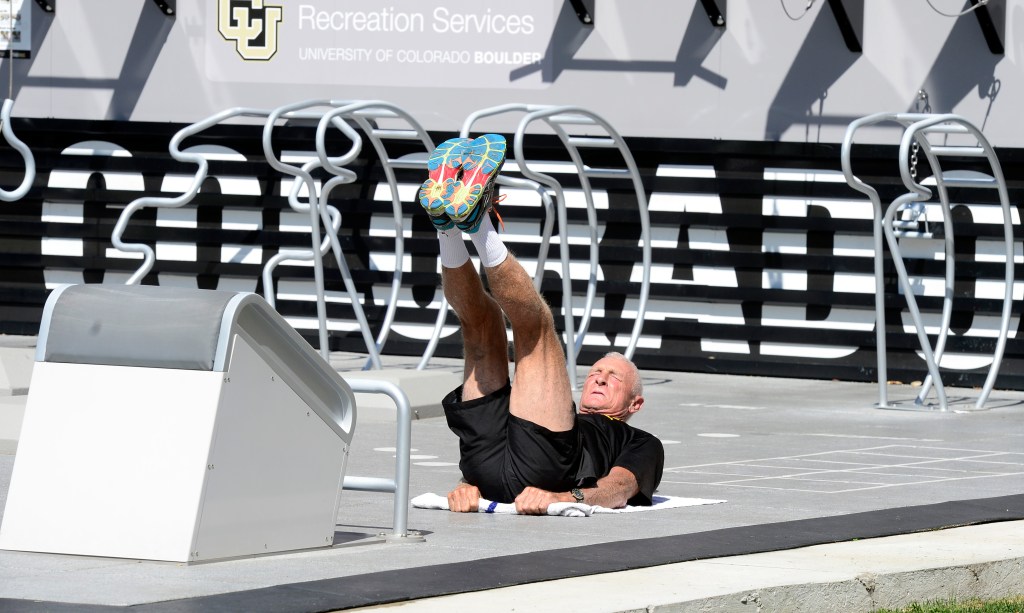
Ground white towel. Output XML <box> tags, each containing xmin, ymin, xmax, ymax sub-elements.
<box><xmin>411</xmin><ymin>493</ymin><xmax>725</xmax><ymax>517</ymax></box>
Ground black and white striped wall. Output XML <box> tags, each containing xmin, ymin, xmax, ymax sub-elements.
<box><xmin>3</xmin><ymin>118</ymin><xmax>1022</xmax><ymax>390</ymax></box>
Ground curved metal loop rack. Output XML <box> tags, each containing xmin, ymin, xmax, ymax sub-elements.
<box><xmin>842</xmin><ymin>112</ymin><xmax>1015</xmax><ymax>412</ymax></box>
<box><xmin>111</xmin><ymin>106</ymin><xmax>274</xmax><ymax>287</ymax></box>
<box><xmin>0</xmin><ymin>98</ymin><xmax>35</xmax><ymax>202</ymax></box>
<box><xmin>110</xmin><ymin>104</ymin><xmax>375</xmax><ymax>368</ymax></box>
<box><xmin>261</xmin><ymin>99</ymin><xmax>381</xmax><ymax>368</ymax></box>
<box><xmin>313</xmin><ymin>100</ymin><xmax>446</xmax><ymax>371</ymax></box>
<box><xmin>110</xmin><ymin>101</ymin><xmax>439</xmax><ymax>370</ymax></box>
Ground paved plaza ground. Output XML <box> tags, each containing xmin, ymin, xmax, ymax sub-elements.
<box><xmin>1</xmin><ymin>341</ymin><xmax>1023</xmax><ymax>611</ymax></box>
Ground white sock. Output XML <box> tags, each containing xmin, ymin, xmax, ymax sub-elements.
<box><xmin>469</xmin><ymin>216</ymin><xmax>508</xmax><ymax>268</ymax></box>
<box><xmin>437</xmin><ymin>228</ymin><xmax>470</xmax><ymax>268</ymax></box>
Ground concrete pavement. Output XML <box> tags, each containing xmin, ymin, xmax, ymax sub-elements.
<box><xmin>1</xmin><ymin>336</ymin><xmax>1024</xmax><ymax>611</ymax></box>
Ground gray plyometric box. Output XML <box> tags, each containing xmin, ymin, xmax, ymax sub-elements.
<box><xmin>0</xmin><ymin>284</ymin><xmax>356</xmax><ymax>563</ymax></box>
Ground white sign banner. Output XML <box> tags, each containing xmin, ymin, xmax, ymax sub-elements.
<box><xmin>206</xmin><ymin>0</ymin><xmax>557</xmax><ymax>89</ymax></box>
<box><xmin>0</xmin><ymin>0</ymin><xmax>30</xmax><ymax>56</ymax></box>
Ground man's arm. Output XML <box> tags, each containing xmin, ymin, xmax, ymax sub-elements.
<box><xmin>514</xmin><ymin>466</ymin><xmax>639</xmax><ymax>515</ymax></box>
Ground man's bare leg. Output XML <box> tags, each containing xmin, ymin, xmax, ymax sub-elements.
<box><xmin>419</xmin><ymin>131</ymin><xmax>570</xmax><ymax>432</ymax></box>
<box><xmin>483</xmin><ymin>255</ymin><xmax>574</xmax><ymax>432</ymax></box>
<box><xmin>442</xmin><ymin>261</ymin><xmax>509</xmax><ymax>402</ymax></box>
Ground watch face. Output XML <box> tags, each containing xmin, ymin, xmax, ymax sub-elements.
<box><xmin>571</xmin><ymin>488</ymin><xmax>584</xmax><ymax>502</ymax></box>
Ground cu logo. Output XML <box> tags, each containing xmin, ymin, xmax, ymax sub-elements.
<box><xmin>218</xmin><ymin>0</ymin><xmax>283</xmax><ymax>61</ymax></box>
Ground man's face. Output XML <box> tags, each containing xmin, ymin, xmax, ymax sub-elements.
<box><xmin>578</xmin><ymin>356</ymin><xmax>642</xmax><ymax>420</ymax></box>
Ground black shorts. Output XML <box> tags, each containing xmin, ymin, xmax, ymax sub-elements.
<box><xmin>443</xmin><ymin>382</ymin><xmax>583</xmax><ymax>503</ymax></box>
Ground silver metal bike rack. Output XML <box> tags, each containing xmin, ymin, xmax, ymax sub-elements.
<box><xmin>456</xmin><ymin>104</ymin><xmax>652</xmax><ymax>389</ymax></box>
<box><xmin>313</xmin><ymin>100</ymin><xmax>446</xmax><ymax>371</ymax></box>
<box><xmin>341</xmin><ymin>377</ymin><xmax>420</xmax><ymax>542</ymax></box>
<box><xmin>261</xmin><ymin>99</ymin><xmax>382</xmax><ymax>368</ymax></box>
<box><xmin>0</xmin><ymin>98</ymin><xmax>35</xmax><ymax>202</ymax></box>
<box><xmin>112</xmin><ymin>106</ymin><xmax>274</xmax><ymax>285</ymax></box>
<box><xmin>842</xmin><ymin>113</ymin><xmax>1015</xmax><ymax>412</ymax></box>
<box><xmin>112</xmin><ymin>102</ymin><xmax>373</xmax><ymax>371</ymax></box>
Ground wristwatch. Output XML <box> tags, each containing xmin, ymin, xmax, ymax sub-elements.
<box><xmin>570</xmin><ymin>487</ymin><xmax>584</xmax><ymax>503</ymax></box>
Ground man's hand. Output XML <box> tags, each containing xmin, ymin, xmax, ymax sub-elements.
<box><xmin>516</xmin><ymin>467</ymin><xmax>641</xmax><ymax>515</ymax></box>
<box><xmin>514</xmin><ymin>486</ymin><xmax>570</xmax><ymax>515</ymax></box>
<box><xmin>447</xmin><ymin>482</ymin><xmax>481</xmax><ymax>513</ymax></box>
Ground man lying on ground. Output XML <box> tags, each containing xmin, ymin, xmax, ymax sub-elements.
<box><xmin>416</xmin><ymin>134</ymin><xmax>664</xmax><ymax>515</ymax></box>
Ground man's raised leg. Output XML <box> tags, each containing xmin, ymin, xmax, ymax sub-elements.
<box><xmin>425</xmin><ymin>132</ymin><xmax>573</xmax><ymax>432</ymax></box>
<box><xmin>482</xmin><ymin>250</ymin><xmax>574</xmax><ymax>433</ymax></box>
<box><xmin>435</xmin><ymin>241</ymin><xmax>510</xmax><ymax>510</ymax></box>
<box><xmin>441</xmin><ymin>259</ymin><xmax>508</xmax><ymax>401</ymax></box>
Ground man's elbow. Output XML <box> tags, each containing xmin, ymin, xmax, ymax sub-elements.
<box><xmin>608</xmin><ymin>494</ymin><xmax>632</xmax><ymax>509</ymax></box>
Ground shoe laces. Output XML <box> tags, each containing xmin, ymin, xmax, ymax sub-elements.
<box><xmin>492</xmin><ymin>193</ymin><xmax>507</xmax><ymax>231</ymax></box>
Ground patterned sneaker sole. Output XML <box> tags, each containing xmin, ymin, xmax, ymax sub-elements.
<box><xmin>418</xmin><ymin>137</ymin><xmax>471</xmax><ymax>230</ymax></box>
<box><xmin>444</xmin><ymin>134</ymin><xmax>507</xmax><ymax>230</ymax></box>
<box><xmin>453</xmin><ymin>177</ymin><xmax>500</xmax><ymax>234</ymax></box>
<box><xmin>427</xmin><ymin>137</ymin><xmax>470</xmax><ymax>182</ymax></box>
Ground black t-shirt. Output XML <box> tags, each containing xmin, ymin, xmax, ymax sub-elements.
<box><xmin>575</xmin><ymin>414</ymin><xmax>664</xmax><ymax>506</ymax></box>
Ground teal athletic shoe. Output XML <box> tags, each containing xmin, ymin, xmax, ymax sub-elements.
<box><xmin>445</xmin><ymin>134</ymin><xmax>506</xmax><ymax>234</ymax></box>
<box><xmin>418</xmin><ymin>137</ymin><xmax>470</xmax><ymax>231</ymax></box>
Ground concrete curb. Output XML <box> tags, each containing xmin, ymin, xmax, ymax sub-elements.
<box><xmin>686</xmin><ymin>558</ymin><xmax>1024</xmax><ymax>613</ymax></box>
<box><xmin>354</xmin><ymin>521</ymin><xmax>1024</xmax><ymax>613</ymax></box>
